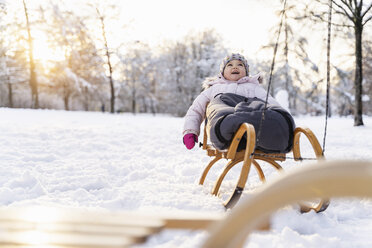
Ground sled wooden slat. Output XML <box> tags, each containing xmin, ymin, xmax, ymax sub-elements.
<box><xmin>0</xmin><ymin>220</ymin><xmax>160</xmax><ymax>239</ymax></box>
<box><xmin>0</xmin><ymin>208</ymin><xmax>164</xmax><ymax>229</ymax></box>
<box><xmin>0</xmin><ymin>230</ymin><xmax>135</xmax><ymax>248</ymax></box>
<box><xmin>0</xmin><ymin>207</ymin><xmax>226</xmax><ymax>248</ymax></box>
<box><xmin>253</xmin><ymin>150</ymin><xmax>287</xmax><ymax>161</ymax></box>
<box><xmin>0</xmin><ymin>208</ymin><xmax>166</xmax><ymax>247</ymax></box>
<box><xmin>161</xmin><ymin>213</ymin><xmax>222</xmax><ymax>229</ymax></box>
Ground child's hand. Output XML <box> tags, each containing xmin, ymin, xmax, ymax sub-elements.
<box><xmin>183</xmin><ymin>133</ymin><xmax>198</xmax><ymax>150</ymax></box>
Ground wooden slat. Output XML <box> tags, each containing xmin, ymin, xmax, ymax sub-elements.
<box><xmin>253</xmin><ymin>150</ymin><xmax>286</xmax><ymax>161</ymax></box>
<box><xmin>0</xmin><ymin>207</ymin><xmax>166</xmax><ymax>247</ymax></box>
<box><xmin>160</xmin><ymin>213</ymin><xmax>223</xmax><ymax>230</ymax></box>
<box><xmin>0</xmin><ymin>230</ymin><xmax>134</xmax><ymax>248</ymax></box>
<box><xmin>0</xmin><ymin>207</ymin><xmax>164</xmax><ymax>230</ymax></box>
<box><xmin>0</xmin><ymin>208</ymin><xmax>226</xmax><ymax>247</ymax></box>
<box><xmin>0</xmin><ymin>220</ymin><xmax>158</xmax><ymax>240</ymax></box>
<box><xmin>161</xmin><ymin>214</ymin><xmax>270</xmax><ymax>231</ymax></box>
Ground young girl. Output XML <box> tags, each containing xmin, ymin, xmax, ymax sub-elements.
<box><xmin>183</xmin><ymin>53</ymin><xmax>280</xmax><ymax>150</ymax></box>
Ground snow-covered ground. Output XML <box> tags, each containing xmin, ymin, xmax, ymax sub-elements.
<box><xmin>1</xmin><ymin>107</ymin><xmax>372</xmax><ymax>247</ymax></box>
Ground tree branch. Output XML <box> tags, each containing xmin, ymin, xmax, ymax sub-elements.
<box><xmin>333</xmin><ymin>0</ymin><xmax>355</xmax><ymax>21</ymax></box>
<box><xmin>356</xmin><ymin>0</ymin><xmax>362</xmax><ymax>14</ymax></box>
<box><xmin>361</xmin><ymin>2</ymin><xmax>372</xmax><ymax>19</ymax></box>
<box><xmin>353</xmin><ymin>0</ymin><xmax>358</xmax><ymax>12</ymax></box>
<box><xmin>313</xmin><ymin>11</ymin><xmax>354</xmax><ymax>27</ymax></box>
<box><xmin>340</xmin><ymin>0</ymin><xmax>356</xmax><ymax>15</ymax></box>
<box><xmin>363</xmin><ymin>14</ymin><xmax>372</xmax><ymax>25</ymax></box>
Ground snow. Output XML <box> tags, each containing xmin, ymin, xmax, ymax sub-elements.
<box><xmin>363</xmin><ymin>95</ymin><xmax>370</xmax><ymax>102</ymax></box>
<box><xmin>1</xmin><ymin>107</ymin><xmax>372</xmax><ymax>247</ymax></box>
<box><xmin>275</xmin><ymin>90</ymin><xmax>289</xmax><ymax>112</ymax></box>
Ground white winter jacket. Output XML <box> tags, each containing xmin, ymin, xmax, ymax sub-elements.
<box><xmin>183</xmin><ymin>73</ymin><xmax>280</xmax><ymax>136</ymax></box>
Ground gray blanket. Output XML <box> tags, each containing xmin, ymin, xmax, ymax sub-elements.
<box><xmin>206</xmin><ymin>93</ymin><xmax>295</xmax><ymax>153</ymax></box>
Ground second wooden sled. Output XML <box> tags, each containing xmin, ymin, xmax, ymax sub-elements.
<box><xmin>199</xmin><ymin>122</ymin><xmax>330</xmax><ymax>212</ymax></box>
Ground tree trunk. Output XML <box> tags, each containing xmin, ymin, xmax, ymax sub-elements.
<box><xmin>97</xmin><ymin>8</ymin><xmax>115</xmax><ymax>114</ymax></box>
<box><xmin>83</xmin><ymin>86</ymin><xmax>89</xmax><ymax>111</ymax></box>
<box><xmin>131</xmin><ymin>86</ymin><xmax>136</xmax><ymax>114</ymax></box>
<box><xmin>22</xmin><ymin>0</ymin><xmax>38</xmax><ymax>109</ymax></box>
<box><xmin>7</xmin><ymin>80</ymin><xmax>13</xmax><ymax>108</ymax></box>
<box><xmin>142</xmin><ymin>96</ymin><xmax>147</xmax><ymax>113</ymax></box>
<box><xmin>64</xmin><ymin>95</ymin><xmax>69</xmax><ymax>111</ymax></box>
<box><xmin>284</xmin><ymin>16</ymin><xmax>292</xmax><ymax>110</ymax></box>
<box><xmin>354</xmin><ymin>22</ymin><xmax>364</xmax><ymax>126</ymax></box>
<box><xmin>62</xmin><ymin>81</ymin><xmax>70</xmax><ymax>111</ymax></box>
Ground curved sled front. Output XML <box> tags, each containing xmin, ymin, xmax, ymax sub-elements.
<box><xmin>217</xmin><ymin>123</ymin><xmax>255</xmax><ymax>208</ymax></box>
<box><xmin>202</xmin><ymin>160</ymin><xmax>372</xmax><ymax>248</ymax></box>
<box><xmin>199</xmin><ymin>123</ymin><xmax>256</xmax><ymax>209</ymax></box>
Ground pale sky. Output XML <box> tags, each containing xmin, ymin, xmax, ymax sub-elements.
<box><xmin>115</xmin><ymin>0</ymin><xmax>280</xmax><ymax>56</ymax></box>
<box><xmin>6</xmin><ymin>0</ymin><xmax>282</xmax><ymax>55</ymax></box>
<box><xmin>6</xmin><ymin>0</ymin><xmax>333</xmax><ymax>65</ymax></box>
<box><xmin>112</xmin><ymin>0</ymin><xmax>365</xmax><ymax>69</ymax></box>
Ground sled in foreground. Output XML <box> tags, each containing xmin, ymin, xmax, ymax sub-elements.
<box><xmin>0</xmin><ymin>160</ymin><xmax>371</xmax><ymax>248</ymax></box>
<box><xmin>199</xmin><ymin>122</ymin><xmax>330</xmax><ymax>212</ymax></box>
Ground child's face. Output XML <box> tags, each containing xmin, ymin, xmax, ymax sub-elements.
<box><xmin>223</xmin><ymin>60</ymin><xmax>247</xmax><ymax>81</ymax></box>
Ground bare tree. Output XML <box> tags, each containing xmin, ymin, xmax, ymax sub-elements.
<box><xmin>334</xmin><ymin>1</ymin><xmax>372</xmax><ymax>125</ymax></box>
<box><xmin>117</xmin><ymin>42</ymin><xmax>155</xmax><ymax>114</ymax></box>
<box><xmin>156</xmin><ymin>29</ymin><xmax>226</xmax><ymax>116</ymax></box>
<box><xmin>22</xmin><ymin>0</ymin><xmax>38</xmax><ymax>108</ymax></box>
<box><xmin>0</xmin><ymin>5</ymin><xmax>30</xmax><ymax>109</ymax></box>
<box><xmin>363</xmin><ymin>39</ymin><xmax>372</xmax><ymax>114</ymax></box>
<box><xmin>309</xmin><ymin>0</ymin><xmax>372</xmax><ymax>126</ymax></box>
<box><xmin>96</xmin><ymin>8</ymin><xmax>115</xmax><ymax>113</ymax></box>
<box><xmin>261</xmin><ymin>2</ymin><xmax>321</xmax><ymax>115</ymax></box>
<box><xmin>39</xmin><ymin>3</ymin><xmax>104</xmax><ymax>111</ymax></box>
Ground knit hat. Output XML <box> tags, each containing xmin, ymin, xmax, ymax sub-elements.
<box><xmin>220</xmin><ymin>53</ymin><xmax>249</xmax><ymax>76</ymax></box>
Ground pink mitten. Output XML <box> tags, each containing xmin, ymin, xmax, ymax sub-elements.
<box><xmin>183</xmin><ymin>133</ymin><xmax>198</xmax><ymax>150</ymax></box>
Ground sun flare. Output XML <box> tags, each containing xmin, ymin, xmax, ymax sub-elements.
<box><xmin>32</xmin><ymin>30</ymin><xmax>65</xmax><ymax>68</ymax></box>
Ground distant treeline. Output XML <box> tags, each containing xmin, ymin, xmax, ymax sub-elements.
<box><xmin>0</xmin><ymin>0</ymin><xmax>371</xmax><ymax>123</ymax></box>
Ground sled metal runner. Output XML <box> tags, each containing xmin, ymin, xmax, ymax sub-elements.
<box><xmin>199</xmin><ymin>122</ymin><xmax>330</xmax><ymax>212</ymax></box>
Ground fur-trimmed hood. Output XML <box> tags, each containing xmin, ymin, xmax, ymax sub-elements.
<box><xmin>183</xmin><ymin>72</ymin><xmax>275</xmax><ymax>136</ymax></box>
<box><xmin>202</xmin><ymin>73</ymin><xmax>262</xmax><ymax>89</ymax></box>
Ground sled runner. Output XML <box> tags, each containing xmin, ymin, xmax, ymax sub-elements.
<box><xmin>0</xmin><ymin>160</ymin><xmax>371</xmax><ymax>248</ymax></box>
<box><xmin>199</xmin><ymin>116</ymin><xmax>330</xmax><ymax>212</ymax></box>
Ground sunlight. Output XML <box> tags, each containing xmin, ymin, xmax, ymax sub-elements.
<box><xmin>32</xmin><ymin>30</ymin><xmax>65</xmax><ymax>69</ymax></box>
<box><xmin>17</xmin><ymin>206</ymin><xmax>64</xmax><ymax>223</ymax></box>
<box><xmin>7</xmin><ymin>207</ymin><xmax>63</xmax><ymax>247</ymax></box>
<box><xmin>13</xmin><ymin>230</ymin><xmax>66</xmax><ymax>248</ymax></box>
<box><xmin>15</xmin><ymin>230</ymin><xmax>50</xmax><ymax>245</ymax></box>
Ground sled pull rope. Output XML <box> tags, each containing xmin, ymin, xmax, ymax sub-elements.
<box><xmin>256</xmin><ymin>0</ymin><xmax>287</xmax><ymax>148</ymax></box>
<box><xmin>322</xmin><ymin>0</ymin><xmax>332</xmax><ymax>156</ymax></box>
<box><xmin>257</xmin><ymin>0</ymin><xmax>331</xmax><ymax>158</ymax></box>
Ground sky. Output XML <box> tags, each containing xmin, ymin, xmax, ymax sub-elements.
<box><xmin>5</xmin><ymin>0</ymin><xmax>355</xmax><ymax>73</ymax></box>
<box><xmin>6</xmin><ymin>0</ymin><xmax>372</xmax><ymax>65</ymax></box>
<box><xmin>115</xmin><ymin>0</ymin><xmax>281</xmax><ymax>56</ymax></box>
<box><xmin>5</xmin><ymin>0</ymin><xmax>281</xmax><ymax>58</ymax></box>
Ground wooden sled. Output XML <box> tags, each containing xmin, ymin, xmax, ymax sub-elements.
<box><xmin>0</xmin><ymin>160</ymin><xmax>371</xmax><ymax>248</ymax></box>
<box><xmin>199</xmin><ymin>122</ymin><xmax>330</xmax><ymax>212</ymax></box>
